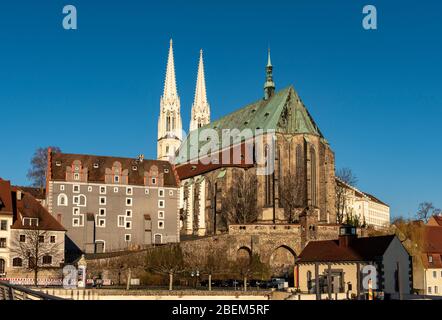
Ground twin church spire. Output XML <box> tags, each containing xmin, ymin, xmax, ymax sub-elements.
<box><xmin>157</xmin><ymin>40</ymin><xmax>276</xmax><ymax>160</ymax></box>
<box><xmin>157</xmin><ymin>40</ymin><xmax>210</xmax><ymax>161</ymax></box>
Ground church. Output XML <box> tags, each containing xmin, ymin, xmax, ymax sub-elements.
<box><xmin>156</xmin><ymin>40</ymin><xmax>338</xmax><ymax>243</ymax></box>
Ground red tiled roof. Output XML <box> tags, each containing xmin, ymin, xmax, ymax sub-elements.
<box><xmin>14</xmin><ymin>186</ymin><xmax>46</xmax><ymax>200</ymax></box>
<box><xmin>176</xmin><ymin>142</ymin><xmax>255</xmax><ymax>180</ymax></box>
<box><xmin>0</xmin><ymin>178</ymin><xmax>13</xmax><ymax>215</ymax></box>
<box><xmin>299</xmin><ymin>235</ymin><xmax>396</xmax><ymax>263</ymax></box>
<box><xmin>12</xmin><ymin>190</ymin><xmax>66</xmax><ymax>232</ymax></box>
<box><xmin>427</xmin><ymin>216</ymin><xmax>442</xmax><ymax>227</ymax></box>
<box><xmin>49</xmin><ymin>152</ymin><xmax>179</xmax><ymax>187</ymax></box>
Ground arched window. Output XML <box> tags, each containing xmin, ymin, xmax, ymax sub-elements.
<box><xmin>264</xmin><ymin>145</ymin><xmax>272</xmax><ymax>207</ymax></box>
<box><xmin>12</xmin><ymin>257</ymin><xmax>22</xmax><ymax>267</ymax></box>
<box><xmin>78</xmin><ymin>195</ymin><xmax>87</xmax><ymax>207</ymax></box>
<box><xmin>172</xmin><ymin>114</ymin><xmax>175</xmax><ymax>130</ymax></box>
<box><xmin>0</xmin><ymin>259</ymin><xmax>5</xmax><ymax>274</ymax></box>
<box><xmin>310</xmin><ymin>147</ymin><xmax>317</xmax><ymax>206</ymax></box>
<box><xmin>166</xmin><ymin>145</ymin><xmax>169</xmax><ymax>155</ymax></box>
<box><xmin>166</xmin><ymin>114</ymin><xmax>171</xmax><ymax>132</ymax></box>
<box><xmin>296</xmin><ymin>145</ymin><xmax>303</xmax><ymax>176</ymax></box>
<box><xmin>42</xmin><ymin>255</ymin><xmax>52</xmax><ymax>265</ymax></box>
<box><xmin>57</xmin><ymin>194</ymin><xmax>68</xmax><ymax>206</ymax></box>
<box><xmin>307</xmin><ymin>271</ymin><xmax>312</xmax><ymax>291</ymax></box>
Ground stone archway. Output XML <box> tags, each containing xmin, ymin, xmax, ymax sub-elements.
<box><xmin>237</xmin><ymin>246</ymin><xmax>252</xmax><ymax>263</ymax></box>
<box><xmin>269</xmin><ymin>245</ymin><xmax>296</xmax><ymax>278</ymax></box>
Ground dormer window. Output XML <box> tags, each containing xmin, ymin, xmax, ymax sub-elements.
<box><xmin>74</xmin><ymin>173</ymin><xmax>80</xmax><ymax>180</ymax></box>
<box><xmin>114</xmin><ymin>175</ymin><xmax>120</xmax><ymax>183</ymax></box>
<box><xmin>23</xmin><ymin>217</ymin><xmax>39</xmax><ymax>227</ymax></box>
<box><xmin>429</xmin><ymin>255</ymin><xmax>433</xmax><ymax>263</ymax></box>
<box><xmin>152</xmin><ymin>178</ymin><xmax>156</xmax><ymax>185</ymax></box>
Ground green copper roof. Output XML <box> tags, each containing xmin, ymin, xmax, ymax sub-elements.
<box><xmin>175</xmin><ymin>85</ymin><xmax>325</xmax><ymax>164</ymax></box>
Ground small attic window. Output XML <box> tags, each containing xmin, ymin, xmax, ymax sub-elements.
<box><xmin>191</xmin><ymin>166</ymin><xmax>197</xmax><ymax>171</ymax></box>
<box><xmin>55</xmin><ymin>161</ymin><xmax>61</xmax><ymax>167</ymax></box>
<box><xmin>93</xmin><ymin>163</ymin><xmax>99</xmax><ymax>169</ymax></box>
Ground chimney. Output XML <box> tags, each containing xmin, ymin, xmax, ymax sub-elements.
<box><xmin>338</xmin><ymin>225</ymin><xmax>357</xmax><ymax>248</ymax></box>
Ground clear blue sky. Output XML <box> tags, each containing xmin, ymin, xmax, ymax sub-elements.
<box><xmin>0</xmin><ymin>0</ymin><xmax>441</xmax><ymax>219</ymax></box>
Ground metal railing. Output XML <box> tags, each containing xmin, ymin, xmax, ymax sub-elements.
<box><xmin>0</xmin><ymin>281</ymin><xmax>65</xmax><ymax>300</ymax></box>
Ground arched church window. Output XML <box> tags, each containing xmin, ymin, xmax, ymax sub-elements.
<box><xmin>166</xmin><ymin>114</ymin><xmax>171</xmax><ymax>132</ymax></box>
<box><xmin>264</xmin><ymin>144</ymin><xmax>272</xmax><ymax>207</ymax></box>
<box><xmin>310</xmin><ymin>147</ymin><xmax>317</xmax><ymax>206</ymax></box>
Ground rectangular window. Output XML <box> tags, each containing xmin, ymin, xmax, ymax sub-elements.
<box><xmin>99</xmin><ymin>208</ymin><xmax>106</xmax><ymax>216</ymax></box>
<box><xmin>158</xmin><ymin>200</ymin><xmax>165</xmax><ymax>208</ymax></box>
<box><xmin>435</xmin><ymin>286</ymin><xmax>439</xmax><ymax>294</ymax></box>
<box><xmin>0</xmin><ymin>238</ymin><xmax>6</xmax><ymax>248</ymax></box>
<box><xmin>114</xmin><ymin>175</ymin><xmax>119</xmax><ymax>183</ymax></box>
<box><xmin>38</xmin><ymin>236</ymin><xmax>44</xmax><ymax>243</ymax></box>
<box><xmin>158</xmin><ymin>189</ymin><xmax>164</xmax><ymax>197</ymax></box>
<box><xmin>118</xmin><ymin>216</ymin><xmax>125</xmax><ymax>227</ymax></box>
<box><xmin>100</xmin><ymin>197</ymin><xmax>106</xmax><ymax>205</ymax></box>
<box><xmin>428</xmin><ymin>287</ymin><xmax>432</xmax><ymax>294</ymax></box>
<box><xmin>429</xmin><ymin>255</ymin><xmax>433</xmax><ymax>263</ymax></box>
<box><xmin>158</xmin><ymin>211</ymin><xmax>165</xmax><ymax>219</ymax></box>
<box><xmin>125</xmin><ymin>234</ymin><xmax>131</xmax><ymax>242</ymax></box>
<box><xmin>0</xmin><ymin>220</ymin><xmax>7</xmax><ymax>231</ymax></box>
<box><xmin>100</xmin><ymin>186</ymin><xmax>106</xmax><ymax>194</ymax></box>
<box><xmin>60</xmin><ymin>185</ymin><xmax>65</xmax><ymax>191</ymax></box>
<box><xmin>125</xmin><ymin>221</ymin><xmax>132</xmax><ymax>229</ymax></box>
<box><xmin>73</xmin><ymin>196</ymin><xmax>79</xmax><ymax>205</ymax></box>
<box><xmin>433</xmin><ymin>271</ymin><xmax>437</xmax><ymax>278</ymax></box>
<box><xmin>73</xmin><ymin>207</ymin><xmax>80</xmax><ymax>215</ymax></box>
<box><xmin>73</xmin><ymin>185</ymin><xmax>80</xmax><ymax>193</ymax></box>
<box><xmin>126</xmin><ymin>187</ymin><xmax>133</xmax><ymax>195</ymax></box>
<box><xmin>50</xmin><ymin>236</ymin><xmax>56</xmax><ymax>243</ymax></box>
<box><xmin>126</xmin><ymin>198</ymin><xmax>132</xmax><ymax>206</ymax></box>
<box><xmin>114</xmin><ymin>187</ymin><xmax>119</xmax><ymax>193</ymax></box>
<box><xmin>126</xmin><ymin>210</ymin><xmax>132</xmax><ymax>217</ymax></box>
<box><xmin>19</xmin><ymin>235</ymin><xmax>26</xmax><ymax>242</ymax></box>
<box><xmin>152</xmin><ymin>178</ymin><xmax>156</xmax><ymax>185</ymax></box>
<box><xmin>97</xmin><ymin>218</ymin><xmax>106</xmax><ymax>228</ymax></box>
<box><xmin>23</xmin><ymin>218</ymin><xmax>38</xmax><ymax>227</ymax></box>
<box><xmin>73</xmin><ymin>216</ymin><xmax>83</xmax><ymax>227</ymax></box>
<box><xmin>158</xmin><ymin>221</ymin><xmax>164</xmax><ymax>229</ymax></box>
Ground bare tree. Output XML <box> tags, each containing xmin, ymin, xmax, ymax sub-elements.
<box><xmin>184</xmin><ymin>243</ymin><xmax>230</xmax><ymax>291</ymax></box>
<box><xmin>233</xmin><ymin>253</ymin><xmax>270</xmax><ymax>292</ymax></box>
<box><xmin>11</xmin><ymin>228</ymin><xmax>62</xmax><ymax>286</ymax></box>
<box><xmin>279</xmin><ymin>171</ymin><xmax>304</xmax><ymax>222</ymax></box>
<box><xmin>27</xmin><ymin>146</ymin><xmax>61</xmax><ymax>189</ymax></box>
<box><xmin>145</xmin><ymin>244</ymin><xmax>186</xmax><ymax>290</ymax></box>
<box><xmin>416</xmin><ymin>202</ymin><xmax>441</xmax><ymax>223</ymax></box>
<box><xmin>222</xmin><ymin>170</ymin><xmax>258</xmax><ymax>225</ymax></box>
<box><xmin>335</xmin><ymin>168</ymin><xmax>358</xmax><ymax>224</ymax></box>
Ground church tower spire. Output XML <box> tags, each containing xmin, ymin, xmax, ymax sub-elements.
<box><xmin>190</xmin><ymin>49</ymin><xmax>211</xmax><ymax>132</ymax></box>
<box><xmin>157</xmin><ymin>39</ymin><xmax>183</xmax><ymax>161</ymax></box>
<box><xmin>264</xmin><ymin>48</ymin><xmax>275</xmax><ymax>100</ymax></box>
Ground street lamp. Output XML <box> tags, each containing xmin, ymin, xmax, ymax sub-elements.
<box><xmin>191</xmin><ymin>270</ymin><xmax>200</xmax><ymax>289</ymax></box>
